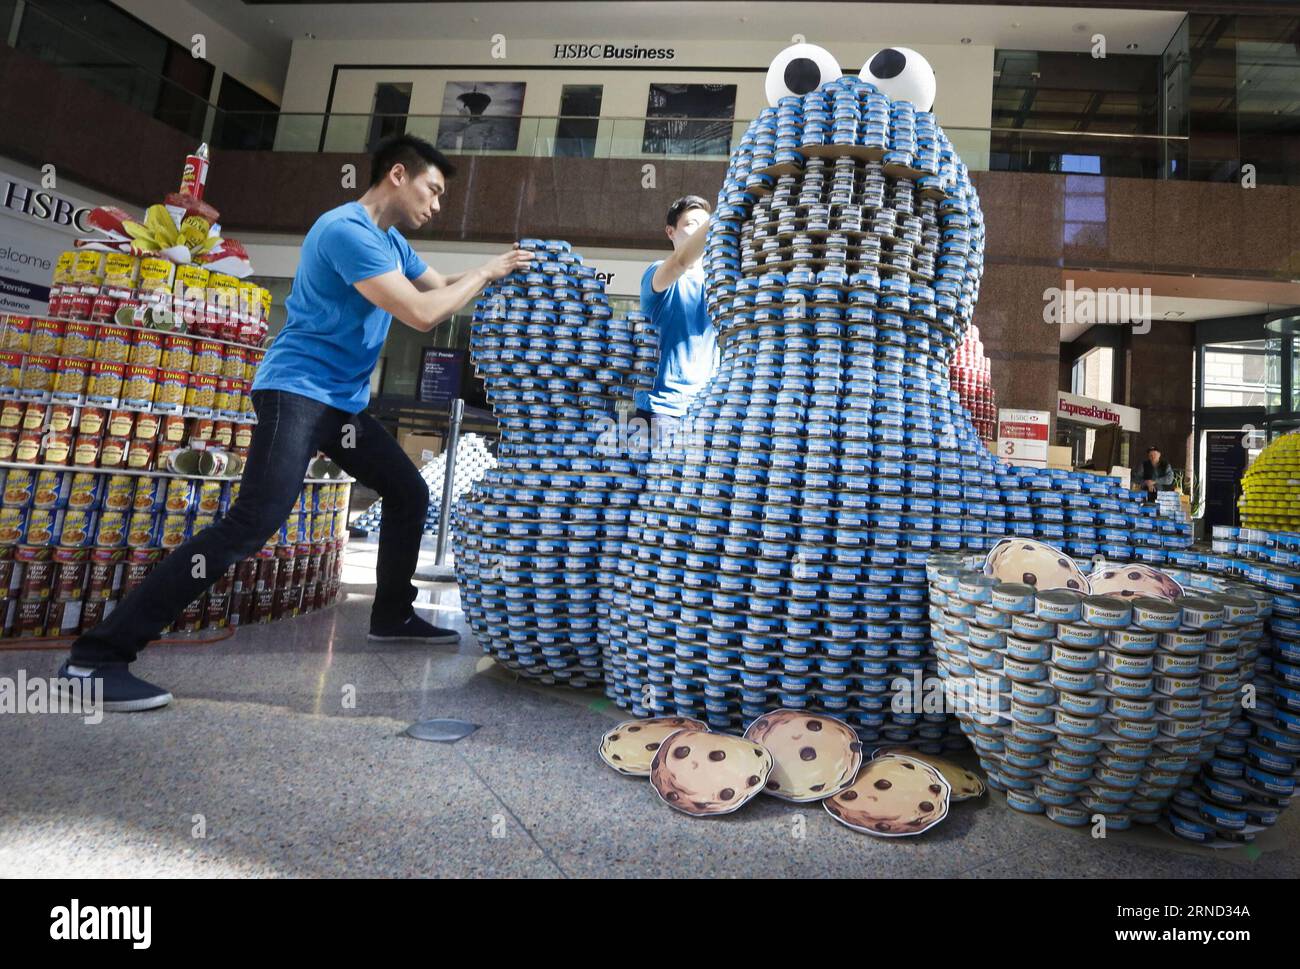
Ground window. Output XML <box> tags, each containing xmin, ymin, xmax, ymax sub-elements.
<box><xmin>1200</xmin><ymin>339</ymin><xmax>1272</xmax><ymax>407</ymax></box>
<box><xmin>368</xmin><ymin>82</ymin><xmax>412</xmax><ymax>149</ymax></box>
<box><xmin>556</xmin><ymin>84</ymin><xmax>602</xmax><ymax>158</ymax></box>
<box><xmin>215</xmin><ymin>75</ymin><xmax>280</xmax><ymax>151</ymax></box>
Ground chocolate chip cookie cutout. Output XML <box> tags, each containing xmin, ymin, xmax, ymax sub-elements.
<box><xmin>599</xmin><ymin>717</ymin><xmax>709</xmax><ymax>777</ymax></box>
<box><xmin>744</xmin><ymin>710</ymin><xmax>863</xmax><ymax>802</ymax></box>
<box><xmin>824</xmin><ymin>753</ymin><xmax>951</xmax><ymax>837</ymax></box>
<box><xmin>872</xmin><ymin>746</ymin><xmax>986</xmax><ymax>801</ymax></box>
<box><xmin>649</xmin><ymin>729</ymin><xmax>774</xmax><ymax>817</ymax></box>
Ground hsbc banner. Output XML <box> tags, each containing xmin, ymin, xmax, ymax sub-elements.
<box><xmin>0</xmin><ymin>170</ymin><xmax>97</xmax><ymax>315</ymax></box>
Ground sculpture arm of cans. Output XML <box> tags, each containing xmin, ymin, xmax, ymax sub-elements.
<box><xmin>452</xmin><ymin>239</ymin><xmax>662</xmax><ymax>688</ymax></box>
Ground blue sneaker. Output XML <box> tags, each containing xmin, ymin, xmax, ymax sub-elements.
<box><xmin>57</xmin><ymin>661</ymin><xmax>172</xmax><ymax>712</ymax></box>
<box><xmin>367</xmin><ymin>613</ymin><xmax>460</xmax><ymax>645</ymax></box>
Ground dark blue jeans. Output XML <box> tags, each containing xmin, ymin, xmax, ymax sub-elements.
<box><xmin>70</xmin><ymin>389</ymin><xmax>430</xmax><ymax>665</ymax></box>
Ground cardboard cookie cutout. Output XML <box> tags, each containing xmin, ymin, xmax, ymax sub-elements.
<box><xmin>984</xmin><ymin>538</ymin><xmax>1090</xmax><ymax>593</ymax></box>
<box><xmin>650</xmin><ymin>729</ymin><xmax>774</xmax><ymax>817</ymax></box>
<box><xmin>599</xmin><ymin>716</ymin><xmax>710</xmax><ymax>777</ymax></box>
<box><xmin>824</xmin><ymin>753</ymin><xmax>951</xmax><ymax>836</ymax></box>
<box><xmin>872</xmin><ymin>746</ymin><xmax>986</xmax><ymax>801</ymax></box>
<box><xmin>744</xmin><ymin>711</ymin><xmax>863</xmax><ymax>802</ymax></box>
<box><xmin>1085</xmin><ymin>562</ymin><xmax>1185</xmax><ymax>601</ymax></box>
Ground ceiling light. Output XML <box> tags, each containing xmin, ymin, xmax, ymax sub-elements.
<box><xmin>304</xmin><ymin>31</ymin><xmax>316</xmax><ymax>39</ymax></box>
<box><xmin>1010</xmin><ymin>22</ymin><xmax>1021</xmax><ymax>29</ymax></box>
<box><xmin>960</xmin><ymin>37</ymin><xmax>972</xmax><ymax>45</ymax></box>
<box><xmin>1126</xmin><ymin>43</ymin><xmax>1139</xmax><ymax>50</ymax></box>
<box><xmin>1163</xmin><ymin>310</ymin><xmax>1185</xmax><ymax>319</ymax></box>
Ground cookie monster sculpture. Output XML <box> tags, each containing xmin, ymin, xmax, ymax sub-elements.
<box><xmin>454</xmin><ymin>44</ymin><xmax>1192</xmax><ymax>748</ymax></box>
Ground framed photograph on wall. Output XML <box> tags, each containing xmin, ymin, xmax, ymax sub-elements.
<box><xmin>435</xmin><ymin>81</ymin><xmax>527</xmax><ymax>151</ymax></box>
<box><xmin>642</xmin><ymin>83</ymin><xmax>737</xmax><ymax>156</ymax></box>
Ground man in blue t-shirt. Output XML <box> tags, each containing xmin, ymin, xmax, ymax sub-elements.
<box><xmin>60</xmin><ymin>135</ymin><xmax>532</xmax><ymax>711</ymax></box>
<box><xmin>633</xmin><ymin>196</ymin><xmax>716</xmax><ymax>454</ymax></box>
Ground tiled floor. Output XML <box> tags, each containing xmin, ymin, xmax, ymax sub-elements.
<box><xmin>0</xmin><ymin>538</ymin><xmax>1295</xmax><ymax>878</ymax></box>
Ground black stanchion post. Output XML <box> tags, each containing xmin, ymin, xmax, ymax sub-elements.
<box><xmin>434</xmin><ymin>397</ymin><xmax>463</xmax><ymax>567</ymax></box>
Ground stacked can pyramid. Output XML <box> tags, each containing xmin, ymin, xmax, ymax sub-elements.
<box><xmin>1239</xmin><ymin>431</ymin><xmax>1300</xmax><ymax>532</ymax></box>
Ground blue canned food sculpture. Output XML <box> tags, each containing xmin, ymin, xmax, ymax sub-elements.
<box><xmin>452</xmin><ymin>239</ymin><xmax>659</xmax><ymax>687</ymax></box>
<box><xmin>454</xmin><ymin>44</ymin><xmax>1191</xmax><ymax>746</ymax></box>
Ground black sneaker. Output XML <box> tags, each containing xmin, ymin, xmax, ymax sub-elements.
<box><xmin>368</xmin><ymin>613</ymin><xmax>461</xmax><ymax>645</ymax></box>
<box><xmin>57</xmin><ymin>661</ymin><xmax>173</xmax><ymax>712</ymax></box>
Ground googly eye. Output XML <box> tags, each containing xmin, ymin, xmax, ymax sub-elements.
<box><xmin>765</xmin><ymin>43</ymin><xmax>842</xmax><ymax>107</ymax></box>
<box><xmin>859</xmin><ymin>46</ymin><xmax>936</xmax><ymax>111</ymax></box>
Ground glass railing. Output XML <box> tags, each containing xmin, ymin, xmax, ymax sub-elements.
<box><xmin>233</xmin><ymin>111</ymin><xmax>1188</xmax><ymax>179</ymax></box>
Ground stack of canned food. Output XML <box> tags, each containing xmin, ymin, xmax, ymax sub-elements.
<box><xmin>0</xmin><ymin>476</ymin><xmax>349</xmax><ymax>638</ymax></box>
<box><xmin>1238</xmin><ymin>430</ymin><xmax>1300</xmax><ymax>532</ymax></box>
<box><xmin>352</xmin><ymin>433</ymin><xmax>496</xmax><ymax>536</ymax></box>
<box><xmin>46</xmin><ymin>249</ymin><xmax>271</xmax><ymax>348</ymax></box>
<box><xmin>1178</xmin><ymin>525</ymin><xmax>1300</xmax><ymax>844</ymax></box>
<box><xmin>927</xmin><ymin>552</ymin><xmax>1277</xmax><ymax>840</ymax></box>
<box><xmin>949</xmin><ymin>323</ymin><xmax>996</xmax><ymax>444</ymax></box>
<box><xmin>452</xmin><ymin>239</ymin><xmax>659</xmax><ymax>688</ymax></box>
<box><xmin>0</xmin><ymin>313</ymin><xmax>261</xmax><ymax>437</ymax></box>
<box><xmin>0</xmin><ymin>263</ymin><xmax>353</xmax><ymax>637</ymax></box>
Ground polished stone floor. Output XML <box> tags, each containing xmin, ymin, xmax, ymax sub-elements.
<box><xmin>0</xmin><ymin>538</ymin><xmax>1296</xmax><ymax>878</ymax></box>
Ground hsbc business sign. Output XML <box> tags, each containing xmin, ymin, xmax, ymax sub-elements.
<box><xmin>553</xmin><ymin>43</ymin><xmax>676</xmax><ymax>60</ymax></box>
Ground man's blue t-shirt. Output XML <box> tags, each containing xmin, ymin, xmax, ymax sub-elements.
<box><xmin>633</xmin><ymin>262</ymin><xmax>717</xmax><ymax>418</ymax></box>
<box><xmin>252</xmin><ymin>201</ymin><xmax>428</xmax><ymax>413</ymax></box>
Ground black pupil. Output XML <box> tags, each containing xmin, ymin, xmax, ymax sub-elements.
<box><xmin>869</xmin><ymin>48</ymin><xmax>907</xmax><ymax>79</ymax></box>
<box><xmin>784</xmin><ymin>57</ymin><xmax>822</xmax><ymax>94</ymax></box>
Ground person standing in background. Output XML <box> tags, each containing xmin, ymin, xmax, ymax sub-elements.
<box><xmin>633</xmin><ymin>195</ymin><xmax>717</xmax><ymax>453</ymax></box>
<box><xmin>1140</xmin><ymin>445</ymin><xmax>1174</xmax><ymax>503</ymax></box>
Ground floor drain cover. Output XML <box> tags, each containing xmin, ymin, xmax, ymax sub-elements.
<box><xmin>405</xmin><ymin>719</ymin><xmax>480</xmax><ymax>743</ymax></box>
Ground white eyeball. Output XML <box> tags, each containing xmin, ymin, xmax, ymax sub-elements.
<box><xmin>859</xmin><ymin>47</ymin><xmax>936</xmax><ymax>111</ymax></box>
<box><xmin>765</xmin><ymin>43</ymin><xmax>842</xmax><ymax>107</ymax></box>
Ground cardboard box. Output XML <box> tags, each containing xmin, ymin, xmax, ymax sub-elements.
<box><xmin>1047</xmin><ymin>445</ymin><xmax>1073</xmax><ymax>470</ymax></box>
<box><xmin>397</xmin><ymin>431</ymin><xmax>441</xmax><ymax>466</ymax></box>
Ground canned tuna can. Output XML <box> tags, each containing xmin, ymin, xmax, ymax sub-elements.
<box><xmin>1051</xmin><ymin>643</ymin><xmax>1100</xmax><ymax>672</ymax></box>
<box><xmin>1048</xmin><ymin>666</ymin><xmax>1097</xmax><ymax>693</ymax></box>
<box><xmin>1158</xmin><ymin>630</ymin><xmax>1206</xmax><ymax>656</ymax></box>
<box><xmin>1081</xmin><ymin>595</ymin><xmax>1132</xmax><ymax>628</ymax></box>
<box><xmin>1128</xmin><ymin>597</ymin><xmax>1181</xmax><ymax>631</ymax></box>
<box><xmin>1034</xmin><ymin>589</ymin><xmax>1084</xmax><ymax>623</ymax></box>
<box><xmin>1107</xmin><ymin>627</ymin><xmax>1157</xmax><ymax>655</ymax></box>
<box><xmin>1057</xmin><ymin>623</ymin><xmax>1105</xmax><ymax>648</ymax></box>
